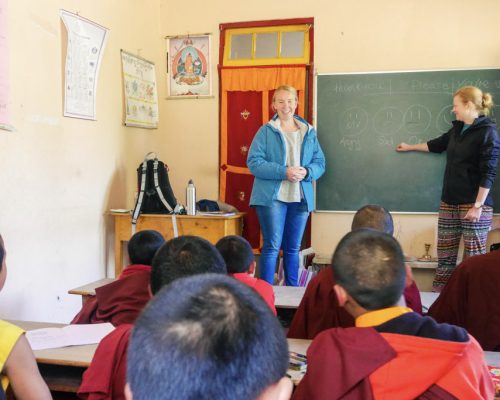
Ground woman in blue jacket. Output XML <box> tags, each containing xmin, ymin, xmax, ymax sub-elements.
<box><xmin>397</xmin><ymin>86</ymin><xmax>500</xmax><ymax>291</ymax></box>
<box><xmin>247</xmin><ymin>85</ymin><xmax>326</xmax><ymax>286</ymax></box>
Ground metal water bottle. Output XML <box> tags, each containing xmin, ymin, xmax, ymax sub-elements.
<box><xmin>186</xmin><ymin>179</ymin><xmax>196</xmax><ymax>215</ymax></box>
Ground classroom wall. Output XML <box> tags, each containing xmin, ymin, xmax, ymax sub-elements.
<box><xmin>0</xmin><ymin>0</ymin><xmax>163</xmax><ymax>322</ymax></box>
<box><xmin>1</xmin><ymin>0</ymin><xmax>500</xmax><ymax>321</ymax></box>
<box><xmin>154</xmin><ymin>0</ymin><xmax>500</xmax><ymax>259</ymax></box>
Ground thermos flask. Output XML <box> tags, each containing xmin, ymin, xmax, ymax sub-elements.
<box><xmin>186</xmin><ymin>179</ymin><xmax>196</xmax><ymax>215</ymax></box>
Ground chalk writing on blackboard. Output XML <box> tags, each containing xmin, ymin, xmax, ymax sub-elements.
<box><xmin>316</xmin><ymin>69</ymin><xmax>500</xmax><ymax>213</ymax></box>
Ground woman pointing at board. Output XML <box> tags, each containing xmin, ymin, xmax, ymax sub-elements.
<box><xmin>397</xmin><ymin>86</ymin><xmax>500</xmax><ymax>291</ymax></box>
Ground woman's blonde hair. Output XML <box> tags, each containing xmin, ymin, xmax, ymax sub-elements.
<box><xmin>454</xmin><ymin>86</ymin><xmax>494</xmax><ymax>116</ymax></box>
<box><xmin>272</xmin><ymin>85</ymin><xmax>298</xmax><ymax>103</ymax></box>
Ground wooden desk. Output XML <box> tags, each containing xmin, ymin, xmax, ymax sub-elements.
<box><xmin>10</xmin><ymin>320</ymin><xmax>96</xmax><ymax>394</ymax></box>
<box><xmin>274</xmin><ymin>286</ymin><xmax>306</xmax><ymax>309</ymax></box>
<box><xmin>420</xmin><ymin>291</ymin><xmax>439</xmax><ymax>312</ymax></box>
<box><xmin>10</xmin><ymin>321</ymin><xmax>500</xmax><ymax>395</ymax></box>
<box><xmin>68</xmin><ymin>280</ymin><xmax>307</xmax><ymax>310</ymax></box>
<box><xmin>68</xmin><ymin>278</ymin><xmax>115</xmax><ymax>305</ymax></box>
<box><xmin>407</xmin><ymin>261</ymin><xmax>437</xmax><ymax>292</ymax></box>
<box><xmin>112</xmin><ymin>212</ymin><xmax>244</xmax><ymax>276</ymax></box>
<box><xmin>286</xmin><ymin>338</ymin><xmax>311</xmax><ymax>385</ymax></box>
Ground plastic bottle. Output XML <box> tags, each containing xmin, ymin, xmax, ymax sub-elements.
<box><xmin>186</xmin><ymin>179</ymin><xmax>196</xmax><ymax>215</ymax></box>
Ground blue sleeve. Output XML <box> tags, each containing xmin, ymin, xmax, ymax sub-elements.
<box><xmin>302</xmin><ymin>131</ymin><xmax>326</xmax><ymax>182</ymax></box>
<box><xmin>247</xmin><ymin>126</ymin><xmax>288</xmax><ymax>180</ymax></box>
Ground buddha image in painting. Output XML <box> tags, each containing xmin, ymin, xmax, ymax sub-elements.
<box><xmin>171</xmin><ymin>39</ymin><xmax>208</xmax><ymax>86</ymax></box>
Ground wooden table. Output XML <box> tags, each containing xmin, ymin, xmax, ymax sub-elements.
<box><xmin>68</xmin><ymin>280</ymin><xmax>308</xmax><ymax>310</ymax></box>
<box><xmin>10</xmin><ymin>320</ymin><xmax>500</xmax><ymax>396</ymax></box>
<box><xmin>11</xmin><ymin>320</ymin><xmax>311</xmax><ymax>392</ymax></box>
<box><xmin>420</xmin><ymin>291</ymin><xmax>439</xmax><ymax>312</ymax></box>
<box><xmin>111</xmin><ymin>212</ymin><xmax>244</xmax><ymax>276</ymax></box>
<box><xmin>407</xmin><ymin>260</ymin><xmax>437</xmax><ymax>292</ymax></box>
<box><xmin>68</xmin><ymin>278</ymin><xmax>115</xmax><ymax>305</ymax></box>
<box><xmin>273</xmin><ymin>286</ymin><xmax>306</xmax><ymax>309</ymax></box>
<box><xmin>11</xmin><ymin>320</ymin><xmax>96</xmax><ymax>394</ymax></box>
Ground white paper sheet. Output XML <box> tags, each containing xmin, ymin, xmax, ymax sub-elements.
<box><xmin>26</xmin><ymin>323</ymin><xmax>115</xmax><ymax>350</ymax></box>
<box><xmin>60</xmin><ymin>10</ymin><xmax>108</xmax><ymax>120</ymax></box>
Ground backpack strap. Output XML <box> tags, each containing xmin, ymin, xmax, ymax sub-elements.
<box><xmin>131</xmin><ymin>158</ymin><xmax>148</xmax><ymax>235</ymax></box>
<box><xmin>153</xmin><ymin>159</ymin><xmax>179</xmax><ymax>238</ymax></box>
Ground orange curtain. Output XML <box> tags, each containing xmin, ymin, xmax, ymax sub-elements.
<box><xmin>220</xmin><ymin>66</ymin><xmax>306</xmax><ymax>198</ymax></box>
<box><xmin>219</xmin><ymin>66</ymin><xmax>307</xmax><ymax>249</ymax></box>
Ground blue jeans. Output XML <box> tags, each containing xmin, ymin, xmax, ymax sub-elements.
<box><xmin>255</xmin><ymin>200</ymin><xmax>309</xmax><ymax>286</ymax></box>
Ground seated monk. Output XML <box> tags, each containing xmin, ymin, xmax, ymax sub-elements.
<box><xmin>428</xmin><ymin>248</ymin><xmax>500</xmax><ymax>351</ymax></box>
<box><xmin>288</xmin><ymin>205</ymin><xmax>422</xmax><ymax>339</ymax></box>
<box><xmin>71</xmin><ymin>230</ymin><xmax>164</xmax><ymax>327</ymax></box>
<box><xmin>126</xmin><ymin>274</ymin><xmax>292</xmax><ymax>400</ymax></box>
<box><xmin>216</xmin><ymin>235</ymin><xmax>277</xmax><ymax>315</ymax></box>
<box><xmin>77</xmin><ymin>235</ymin><xmax>227</xmax><ymax>400</ymax></box>
<box><xmin>292</xmin><ymin>229</ymin><xmax>494</xmax><ymax>400</ymax></box>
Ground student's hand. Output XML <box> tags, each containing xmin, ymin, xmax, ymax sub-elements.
<box><xmin>396</xmin><ymin>142</ymin><xmax>411</xmax><ymax>151</ymax></box>
<box><xmin>464</xmin><ymin>206</ymin><xmax>482</xmax><ymax>222</ymax></box>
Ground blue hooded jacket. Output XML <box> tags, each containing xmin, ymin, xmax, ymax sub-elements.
<box><xmin>247</xmin><ymin>114</ymin><xmax>326</xmax><ymax>212</ymax></box>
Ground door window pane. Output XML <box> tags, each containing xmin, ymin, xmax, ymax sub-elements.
<box><xmin>230</xmin><ymin>34</ymin><xmax>252</xmax><ymax>59</ymax></box>
<box><xmin>281</xmin><ymin>31</ymin><xmax>305</xmax><ymax>58</ymax></box>
<box><xmin>255</xmin><ymin>32</ymin><xmax>278</xmax><ymax>59</ymax></box>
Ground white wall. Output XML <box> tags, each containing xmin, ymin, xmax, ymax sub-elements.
<box><xmin>0</xmin><ymin>0</ymin><xmax>163</xmax><ymax>322</ymax></box>
<box><xmin>154</xmin><ymin>0</ymin><xmax>500</xmax><ymax>257</ymax></box>
<box><xmin>1</xmin><ymin>0</ymin><xmax>499</xmax><ymax>322</ymax></box>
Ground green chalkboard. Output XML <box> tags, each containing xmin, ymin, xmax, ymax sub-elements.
<box><xmin>315</xmin><ymin>69</ymin><xmax>500</xmax><ymax>213</ymax></box>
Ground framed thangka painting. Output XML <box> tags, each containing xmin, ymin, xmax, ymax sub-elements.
<box><xmin>166</xmin><ymin>34</ymin><xmax>212</xmax><ymax>98</ymax></box>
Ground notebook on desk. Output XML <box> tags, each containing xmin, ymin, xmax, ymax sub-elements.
<box><xmin>488</xmin><ymin>365</ymin><xmax>500</xmax><ymax>398</ymax></box>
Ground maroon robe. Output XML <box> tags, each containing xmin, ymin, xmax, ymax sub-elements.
<box><xmin>78</xmin><ymin>324</ymin><xmax>132</xmax><ymax>400</ymax></box>
<box><xmin>292</xmin><ymin>313</ymin><xmax>494</xmax><ymax>399</ymax></box>
<box><xmin>287</xmin><ymin>267</ymin><xmax>422</xmax><ymax>339</ymax></box>
<box><xmin>428</xmin><ymin>250</ymin><xmax>500</xmax><ymax>351</ymax></box>
<box><xmin>71</xmin><ymin>265</ymin><xmax>151</xmax><ymax>327</ymax></box>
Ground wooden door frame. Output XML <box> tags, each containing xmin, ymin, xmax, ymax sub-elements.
<box><xmin>219</xmin><ymin>17</ymin><xmax>314</xmax><ymax>123</ymax></box>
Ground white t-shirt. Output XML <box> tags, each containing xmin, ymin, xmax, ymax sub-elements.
<box><xmin>278</xmin><ymin>128</ymin><xmax>303</xmax><ymax>203</ymax></box>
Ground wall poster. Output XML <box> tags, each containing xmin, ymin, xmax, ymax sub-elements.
<box><xmin>121</xmin><ymin>50</ymin><xmax>159</xmax><ymax>128</ymax></box>
<box><xmin>61</xmin><ymin>10</ymin><xmax>108</xmax><ymax>120</ymax></box>
<box><xmin>166</xmin><ymin>34</ymin><xmax>212</xmax><ymax>98</ymax></box>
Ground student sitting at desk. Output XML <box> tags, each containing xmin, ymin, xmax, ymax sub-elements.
<box><xmin>287</xmin><ymin>205</ymin><xmax>422</xmax><ymax>340</ymax></box>
<box><xmin>427</xmin><ymin>247</ymin><xmax>500</xmax><ymax>351</ymax></box>
<box><xmin>0</xmin><ymin>235</ymin><xmax>52</xmax><ymax>400</ymax></box>
<box><xmin>71</xmin><ymin>230</ymin><xmax>165</xmax><ymax>327</ymax></box>
<box><xmin>216</xmin><ymin>235</ymin><xmax>277</xmax><ymax>315</ymax></box>
<box><xmin>126</xmin><ymin>274</ymin><xmax>292</xmax><ymax>400</ymax></box>
<box><xmin>292</xmin><ymin>229</ymin><xmax>494</xmax><ymax>400</ymax></box>
<box><xmin>78</xmin><ymin>235</ymin><xmax>227</xmax><ymax>400</ymax></box>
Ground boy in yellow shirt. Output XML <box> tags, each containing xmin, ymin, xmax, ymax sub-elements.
<box><xmin>0</xmin><ymin>234</ymin><xmax>51</xmax><ymax>399</ymax></box>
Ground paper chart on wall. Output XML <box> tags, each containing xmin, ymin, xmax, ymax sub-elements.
<box><xmin>0</xmin><ymin>0</ymin><xmax>14</xmax><ymax>131</ymax></box>
<box><xmin>60</xmin><ymin>10</ymin><xmax>108</xmax><ymax>120</ymax></box>
<box><xmin>120</xmin><ymin>50</ymin><xmax>159</xmax><ymax>128</ymax></box>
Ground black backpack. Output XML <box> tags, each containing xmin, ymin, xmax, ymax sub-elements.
<box><xmin>131</xmin><ymin>153</ymin><xmax>182</xmax><ymax>234</ymax></box>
